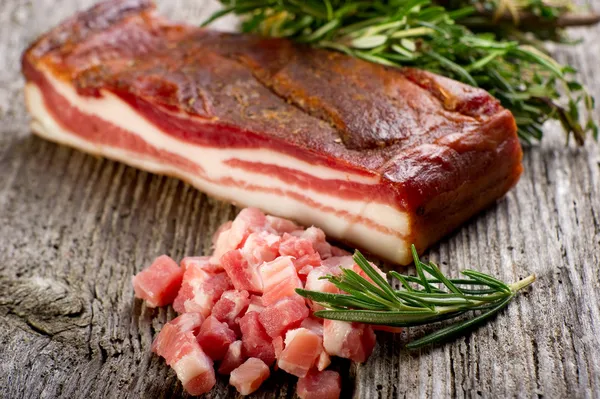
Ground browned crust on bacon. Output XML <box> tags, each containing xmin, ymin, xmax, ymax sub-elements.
<box><xmin>21</xmin><ymin>0</ymin><xmax>523</xmax><ymax>263</ymax></box>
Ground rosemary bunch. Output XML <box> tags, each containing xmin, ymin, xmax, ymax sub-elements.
<box><xmin>296</xmin><ymin>246</ymin><xmax>535</xmax><ymax>349</ymax></box>
<box><xmin>204</xmin><ymin>0</ymin><xmax>597</xmax><ymax>145</ymax></box>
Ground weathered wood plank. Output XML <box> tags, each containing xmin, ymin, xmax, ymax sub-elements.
<box><xmin>0</xmin><ymin>1</ymin><xmax>599</xmax><ymax>398</ymax></box>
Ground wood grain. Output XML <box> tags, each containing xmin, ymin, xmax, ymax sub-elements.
<box><xmin>1</xmin><ymin>1</ymin><xmax>599</xmax><ymax>398</ymax></box>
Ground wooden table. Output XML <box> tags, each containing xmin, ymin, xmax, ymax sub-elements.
<box><xmin>1</xmin><ymin>1</ymin><xmax>599</xmax><ymax>398</ymax></box>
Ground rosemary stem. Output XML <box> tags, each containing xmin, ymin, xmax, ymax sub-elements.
<box><xmin>509</xmin><ymin>274</ymin><xmax>537</xmax><ymax>292</ymax></box>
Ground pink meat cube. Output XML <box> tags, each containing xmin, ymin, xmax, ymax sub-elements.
<box><xmin>330</xmin><ymin>246</ymin><xmax>351</xmax><ymax>257</ymax></box>
<box><xmin>246</xmin><ymin>295</ymin><xmax>265</xmax><ymax>314</ymax></box>
<box><xmin>273</xmin><ymin>336</ymin><xmax>284</xmax><ymax>359</ymax></box>
<box><xmin>305</xmin><ymin>266</ymin><xmax>340</xmax><ymax>311</ymax></box>
<box><xmin>197</xmin><ymin>316</ymin><xmax>237</xmax><ymax>361</ymax></box>
<box><xmin>300</xmin><ymin>317</ymin><xmax>324</xmax><ymax>337</ymax></box>
<box><xmin>259</xmin><ymin>297</ymin><xmax>309</xmax><ymax>338</ymax></box>
<box><xmin>293</xmin><ymin>253</ymin><xmax>322</xmax><ymax>279</ymax></box>
<box><xmin>241</xmin><ymin>231</ymin><xmax>281</xmax><ymax>266</ymax></box>
<box><xmin>132</xmin><ymin>255</ymin><xmax>183</xmax><ymax>308</ymax></box>
<box><xmin>221</xmin><ymin>249</ymin><xmax>263</xmax><ymax>294</ymax></box>
<box><xmin>172</xmin><ymin>261</ymin><xmax>233</xmax><ymax>316</ymax></box>
<box><xmin>218</xmin><ymin>340</ymin><xmax>245</xmax><ymax>375</ymax></box>
<box><xmin>299</xmin><ymin>318</ymin><xmax>330</xmax><ymax>370</ymax></box>
<box><xmin>300</xmin><ymin>227</ymin><xmax>332</xmax><ymax>259</ymax></box>
<box><xmin>151</xmin><ymin>314</ymin><xmax>216</xmax><ymax>396</ymax></box>
<box><xmin>171</xmin><ymin>338</ymin><xmax>216</xmax><ymax>396</ymax></box>
<box><xmin>211</xmin><ymin>224</ymin><xmax>233</xmax><ymax>263</ymax></box>
<box><xmin>212</xmin><ymin>220</ymin><xmax>232</xmax><ymax>247</ymax></box>
<box><xmin>297</xmin><ymin>370</ymin><xmax>342</xmax><ymax>399</ymax></box>
<box><xmin>228</xmin><ymin>208</ymin><xmax>269</xmax><ymax>249</ymax></box>
<box><xmin>316</xmin><ymin>350</ymin><xmax>331</xmax><ymax>371</ymax></box>
<box><xmin>259</xmin><ymin>256</ymin><xmax>302</xmax><ymax>305</ymax></box>
<box><xmin>321</xmin><ymin>255</ymin><xmax>356</xmax><ymax>271</ymax></box>
<box><xmin>278</xmin><ymin>328</ymin><xmax>323</xmax><ymax>378</ymax></box>
<box><xmin>218</xmin><ymin>341</ymin><xmax>245</xmax><ymax>375</ymax></box>
<box><xmin>212</xmin><ymin>290</ymin><xmax>250</xmax><ymax>334</ymax></box>
<box><xmin>229</xmin><ymin>358</ymin><xmax>270</xmax><ymax>396</ymax></box>
<box><xmin>239</xmin><ymin>311</ymin><xmax>276</xmax><ymax>366</ymax></box>
<box><xmin>152</xmin><ymin>313</ymin><xmax>204</xmax><ymax>363</ymax></box>
<box><xmin>323</xmin><ymin>320</ymin><xmax>376</xmax><ymax>363</ymax></box>
<box><xmin>211</xmin><ymin>208</ymin><xmax>269</xmax><ymax>263</ymax></box>
<box><xmin>266</xmin><ymin>215</ymin><xmax>299</xmax><ymax>234</ymax></box>
<box><xmin>181</xmin><ymin>256</ymin><xmax>223</xmax><ymax>274</ymax></box>
<box><xmin>279</xmin><ymin>233</ymin><xmax>316</xmax><ymax>258</ymax></box>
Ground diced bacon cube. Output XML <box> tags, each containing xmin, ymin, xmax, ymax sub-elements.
<box><xmin>273</xmin><ymin>336</ymin><xmax>284</xmax><ymax>359</ymax></box>
<box><xmin>228</xmin><ymin>208</ymin><xmax>269</xmax><ymax>249</ymax></box>
<box><xmin>171</xmin><ymin>341</ymin><xmax>216</xmax><ymax>396</ymax></box>
<box><xmin>259</xmin><ymin>256</ymin><xmax>302</xmax><ymax>305</ymax></box>
<box><xmin>278</xmin><ymin>328</ymin><xmax>323</xmax><ymax>378</ymax></box>
<box><xmin>316</xmin><ymin>350</ymin><xmax>331</xmax><ymax>371</ymax></box>
<box><xmin>221</xmin><ymin>249</ymin><xmax>263</xmax><ymax>294</ymax></box>
<box><xmin>197</xmin><ymin>316</ymin><xmax>237</xmax><ymax>361</ymax></box>
<box><xmin>246</xmin><ymin>295</ymin><xmax>265</xmax><ymax>314</ymax></box>
<box><xmin>300</xmin><ymin>227</ymin><xmax>332</xmax><ymax>259</ymax></box>
<box><xmin>300</xmin><ymin>317</ymin><xmax>324</xmax><ymax>337</ymax></box>
<box><xmin>229</xmin><ymin>358</ymin><xmax>270</xmax><ymax>396</ymax></box>
<box><xmin>297</xmin><ymin>370</ymin><xmax>342</xmax><ymax>399</ymax></box>
<box><xmin>266</xmin><ymin>215</ymin><xmax>299</xmax><ymax>234</ymax></box>
<box><xmin>212</xmin><ymin>290</ymin><xmax>250</xmax><ymax>334</ymax></box>
<box><xmin>173</xmin><ymin>261</ymin><xmax>233</xmax><ymax>316</ymax></box>
<box><xmin>239</xmin><ymin>311</ymin><xmax>276</xmax><ymax>366</ymax></box>
<box><xmin>211</xmin><ymin>225</ymin><xmax>233</xmax><ymax>264</ymax></box>
<box><xmin>299</xmin><ymin>318</ymin><xmax>329</xmax><ymax>370</ymax></box>
<box><xmin>260</xmin><ymin>256</ymin><xmax>300</xmax><ymax>292</ymax></box>
<box><xmin>218</xmin><ymin>340</ymin><xmax>245</xmax><ymax>375</ymax></box>
<box><xmin>321</xmin><ymin>255</ymin><xmax>356</xmax><ymax>271</ymax></box>
<box><xmin>323</xmin><ymin>320</ymin><xmax>376</xmax><ymax>363</ymax></box>
<box><xmin>212</xmin><ymin>220</ymin><xmax>232</xmax><ymax>246</ymax></box>
<box><xmin>242</xmin><ymin>231</ymin><xmax>281</xmax><ymax>266</ymax></box>
<box><xmin>132</xmin><ymin>255</ymin><xmax>183</xmax><ymax>308</ymax></box>
<box><xmin>151</xmin><ymin>314</ymin><xmax>216</xmax><ymax>396</ymax></box>
<box><xmin>279</xmin><ymin>233</ymin><xmax>316</xmax><ymax>258</ymax></box>
<box><xmin>211</xmin><ymin>208</ymin><xmax>269</xmax><ymax>264</ymax></box>
<box><xmin>262</xmin><ymin>279</ymin><xmax>301</xmax><ymax>307</ymax></box>
<box><xmin>259</xmin><ymin>297</ymin><xmax>309</xmax><ymax>338</ymax></box>
<box><xmin>293</xmin><ymin>253</ymin><xmax>322</xmax><ymax>279</ymax></box>
<box><xmin>152</xmin><ymin>313</ymin><xmax>204</xmax><ymax>363</ymax></box>
<box><xmin>330</xmin><ymin>246</ymin><xmax>351</xmax><ymax>257</ymax></box>
<box><xmin>181</xmin><ymin>256</ymin><xmax>222</xmax><ymax>274</ymax></box>
<box><xmin>305</xmin><ymin>266</ymin><xmax>340</xmax><ymax>311</ymax></box>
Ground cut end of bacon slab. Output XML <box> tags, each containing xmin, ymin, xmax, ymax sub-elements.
<box><xmin>21</xmin><ymin>0</ymin><xmax>523</xmax><ymax>265</ymax></box>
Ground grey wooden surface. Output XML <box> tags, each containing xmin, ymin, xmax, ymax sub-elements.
<box><xmin>1</xmin><ymin>1</ymin><xmax>599</xmax><ymax>398</ymax></box>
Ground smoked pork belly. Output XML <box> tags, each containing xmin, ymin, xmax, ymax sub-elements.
<box><xmin>21</xmin><ymin>0</ymin><xmax>523</xmax><ymax>265</ymax></box>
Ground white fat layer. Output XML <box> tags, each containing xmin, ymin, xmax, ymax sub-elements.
<box><xmin>25</xmin><ymin>80</ymin><xmax>412</xmax><ymax>264</ymax></box>
<box><xmin>323</xmin><ymin>320</ymin><xmax>352</xmax><ymax>356</ymax></box>
<box><xmin>259</xmin><ymin>257</ymin><xmax>297</xmax><ymax>291</ymax></box>
<box><xmin>173</xmin><ymin>352</ymin><xmax>211</xmax><ymax>385</ymax></box>
<box><xmin>317</xmin><ymin>350</ymin><xmax>331</xmax><ymax>371</ymax></box>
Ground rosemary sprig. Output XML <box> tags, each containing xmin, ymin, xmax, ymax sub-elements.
<box><xmin>296</xmin><ymin>245</ymin><xmax>535</xmax><ymax>349</ymax></box>
<box><xmin>205</xmin><ymin>0</ymin><xmax>598</xmax><ymax>145</ymax></box>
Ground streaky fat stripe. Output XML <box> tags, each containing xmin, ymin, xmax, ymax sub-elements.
<box><xmin>25</xmin><ymin>80</ymin><xmax>413</xmax><ymax>264</ymax></box>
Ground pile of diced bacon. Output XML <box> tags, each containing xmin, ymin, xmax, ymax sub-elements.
<box><xmin>132</xmin><ymin>208</ymin><xmax>386</xmax><ymax>398</ymax></box>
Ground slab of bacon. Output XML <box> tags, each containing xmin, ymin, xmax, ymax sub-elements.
<box><xmin>22</xmin><ymin>0</ymin><xmax>523</xmax><ymax>264</ymax></box>
<box><xmin>133</xmin><ymin>208</ymin><xmax>382</xmax><ymax>397</ymax></box>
